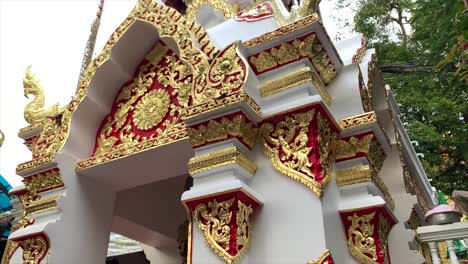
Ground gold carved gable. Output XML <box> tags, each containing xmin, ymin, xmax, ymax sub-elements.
<box><xmin>84</xmin><ymin>42</ymin><xmax>190</xmax><ymax>166</ymax></box>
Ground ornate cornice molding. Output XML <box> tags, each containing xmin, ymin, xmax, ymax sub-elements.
<box><xmin>259</xmin><ymin>67</ymin><xmax>331</xmax><ymax>105</ymax></box>
<box><xmin>187</xmin><ymin>113</ymin><xmax>258</xmax><ymax>149</ymax></box>
<box><xmin>188</xmin><ymin>146</ymin><xmax>256</xmax><ymax>176</ymax></box>
<box><xmin>248</xmin><ymin>33</ymin><xmax>336</xmax><ymax>85</ymax></box>
<box><xmin>339</xmin><ymin>112</ymin><xmax>377</xmax><ymax>130</ymax></box>
<box><xmin>336</xmin><ymin>166</ymin><xmax>395</xmax><ymax>210</ymax></box>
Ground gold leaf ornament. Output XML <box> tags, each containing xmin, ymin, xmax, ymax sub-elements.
<box><xmin>133</xmin><ymin>90</ymin><xmax>170</xmax><ymax>130</ymax></box>
<box><xmin>347</xmin><ymin>212</ymin><xmax>378</xmax><ymax>264</ymax></box>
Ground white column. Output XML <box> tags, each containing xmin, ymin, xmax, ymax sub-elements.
<box><xmin>446</xmin><ymin>240</ymin><xmax>460</xmax><ymax>264</ymax></box>
<box><xmin>428</xmin><ymin>242</ymin><xmax>441</xmax><ymax>264</ymax></box>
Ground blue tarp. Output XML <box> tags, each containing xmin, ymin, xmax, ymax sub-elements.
<box><xmin>0</xmin><ymin>175</ymin><xmax>12</xmax><ymax>212</ymax></box>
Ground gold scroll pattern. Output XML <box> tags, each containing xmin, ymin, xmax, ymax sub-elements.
<box><xmin>19</xmin><ymin>0</ymin><xmax>213</xmax><ymax>169</ymax></box>
<box><xmin>18</xmin><ymin>235</ymin><xmax>49</xmax><ymax>264</ymax></box>
<box><xmin>249</xmin><ymin>34</ymin><xmax>336</xmax><ymax>84</ymax></box>
<box><xmin>260</xmin><ymin>109</ymin><xmax>335</xmax><ymax>197</ymax></box>
<box><xmin>260</xmin><ymin>110</ymin><xmax>316</xmax><ymax>189</ymax></box>
<box><xmin>317</xmin><ymin>112</ymin><xmax>337</xmax><ymax>188</ymax></box>
<box><xmin>193</xmin><ymin>198</ymin><xmax>253</xmax><ymax>264</ymax></box>
<box><xmin>358</xmin><ymin>67</ymin><xmax>373</xmax><ymax>112</ymax></box>
<box><xmin>339</xmin><ymin>112</ymin><xmax>377</xmax><ymax>130</ymax></box>
<box><xmin>378</xmin><ymin>214</ymin><xmax>391</xmax><ymax>259</ymax></box>
<box><xmin>187</xmin><ymin>114</ymin><xmax>258</xmax><ymax>149</ymax></box>
<box><xmin>335</xmin><ymin>134</ymin><xmax>386</xmax><ymax>172</ymax></box>
<box><xmin>22</xmin><ymin>169</ymin><xmax>63</xmax><ymax>206</ymax></box>
<box><xmin>347</xmin><ymin>212</ymin><xmax>378</xmax><ymax>264</ymax></box>
<box><xmin>1</xmin><ymin>226</ymin><xmax>19</xmax><ymax>264</ymax></box>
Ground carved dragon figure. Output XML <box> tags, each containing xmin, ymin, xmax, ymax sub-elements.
<box><xmin>23</xmin><ymin>66</ymin><xmax>62</xmax><ymax>126</ymax></box>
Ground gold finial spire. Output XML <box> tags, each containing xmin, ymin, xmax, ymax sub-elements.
<box><xmin>76</xmin><ymin>0</ymin><xmax>105</xmax><ymax>90</ymax></box>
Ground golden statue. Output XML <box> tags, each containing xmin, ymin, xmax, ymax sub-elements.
<box><xmin>23</xmin><ymin>66</ymin><xmax>62</xmax><ymax>126</ymax></box>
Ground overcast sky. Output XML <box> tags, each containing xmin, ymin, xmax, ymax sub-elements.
<box><xmin>0</xmin><ymin>0</ymin><xmax>343</xmax><ymax>187</ymax></box>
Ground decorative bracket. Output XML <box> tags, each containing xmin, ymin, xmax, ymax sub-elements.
<box><xmin>184</xmin><ymin>190</ymin><xmax>261</xmax><ymax>264</ymax></box>
<box><xmin>259</xmin><ymin>104</ymin><xmax>339</xmax><ymax>197</ymax></box>
<box><xmin>339</xmin><ymin>206</ymin><xmax>396</xmax><ymax>264</ymax></box>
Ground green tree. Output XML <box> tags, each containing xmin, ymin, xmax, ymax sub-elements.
<box><xmin>332</xmin><ymin>0</ymin><xmax>468</xmax><ymax>193</ymax></box>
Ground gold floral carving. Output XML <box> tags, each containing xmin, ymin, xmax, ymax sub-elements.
<box><xmin>188</xmin><ymin>147</ymin><xmax>256</xmax><ymax>176</ymax></box>
<box><xmin>259</xmin><ymin>67</ymin><xmax>331</xmax><ymax>105</ymax></box>
<box><xmin>194</xmin><ymin>198</ymin><xmax>235</xmax><ymax>263</ymax></box>
<box><xmin>184</xmin><ymin>91</ymin><xmax>260</xmax><ymax>120</ymax></box>
<box><xmin>133</xmin><ymin>90</ymin><xmax>170</xmax><ymax>130</ymax></box>
<box><xmin>236</xmin><ymin>200</ymin><xmax>252</xmax><ymax>251</ymax></box>
<box><xmin>24</xmin><ymin>196</ymin><xmax>59</xmax><ymax>216</ymax></box>
<box><xmin>378</xmin><ymin>214</ymin><xmax>391</xmax><ymax>257</ymax></box>
<box><xmin>336</xmin><ymin>135</ymin><xmax>374</xmax><ymax>160</ymax></box>
<box><xmin>317</xmin><ymin>112</ymin><xmax>337</xmax><ymax>188</ymax></box>
<box><xmin>347</xmin><ymin>212</ymin><xmax>378</xmax><ymax>264</ymax></box>
<box><xmin>193</xmin><ymin>199</ymin><xmax>252</xmax><ymax>264</ymax></box>
<box><xmin>23</xmin><ymin>170</ymin><xmax>63</xmax><ymax>203</ymax></box>
<box><xmin>307</xmin><ymin>249</ymin><xmax>333</xmax><ymax>264</ymax></box>
<box><xmin>260</xmin><ymin>110</ymin><xmax>327</xmax><ymax>196</ymax></box>
<box><xmin>267</xmin><ymin>0</ymin><xmax>320</xmax><ymax>26</ymax></box>
<box><xmin>339</xmin><ymin>112</ymin><xmax>377</xmax><ymax>130</ymax></box>
<box><xmin>1</xmin><ymin>227</ymin><xmax>19</xmax><ymax>264</ymax></box>
<box><xmin>185</xmin><ymin>0</ymin><xmax>235</xmax><ymax>22</ymax></box>
<box><xmin>187</xmin><ymin>115</ymin><xmax>258</xmax><ymax>149</ymax></box>
<box><xmin>336</xmin><ymin>166</ymin><xmax>395</xmax><ymax>210</ymax></box>
<box><xmin>18</xmin><ymin>235</ymin><xmax>48</xmax><ymax>264</ymax></box>
<box><xmin>335</xmin><ymin>134</ymin><xmax>386</xmax><ymax>172</ymax></box>
<box><xmin>358</xmin><ymin>67</ymin><xmax>373</xmax><ymax>112</ymax></box>
<box><xmin>243</xmin><ymin>14</ymin><xmax>320</xmax><ymax>48</ymax></box>
<box><xmin>16</xmin><ymin>154</ymin><xmax>54</xmax><ymax>174</ymax></box>
<box><xmin>249</xmin><ymin>34</ymin><xmax>336</xmax><ymax>84</ymax></box>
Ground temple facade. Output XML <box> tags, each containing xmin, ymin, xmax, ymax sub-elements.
<box><xmin>3</xmin><ymin>0</ymin><xmax>465</xmax><ymax>263</ymax></box>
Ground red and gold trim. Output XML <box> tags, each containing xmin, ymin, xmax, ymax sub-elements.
<box><xmin>11</xmin><ymin>232</ymin><xmax>50</xmax><ymax>264</ymax></box>
<box><xmin>352</xmin><ymin>37</ymin><xmax>367</xmax><ymax>64</ymax></box>
<box><xmin>340</xmin><ymin>205</ymin><xmax>396</xmax><ymax>264</ymax></box>
<box><xmin>259</xmin><ymin>103</ymin><xmax>339</xmax><ymax>197</ymax></box>
<box><xmin>184</xmin><ymin>190</ymin><xmax>260</xmax><ymax>264</ymax></box>
<box><xmin>186</xmin><ymin>112</ymin><xmax>258</xmax><ymax>149</ymax></box>
<box><xmin>335</xmin><ymin>132</ymin><xmax>386</xmax><ymax>172</ymax></box>
<box><xmin>248</xmin><ymin>33</ymin><xmax>336</xmax><ymax>84</ymax></box>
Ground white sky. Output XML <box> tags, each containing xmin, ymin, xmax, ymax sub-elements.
<box><xmin>0</xmin><ymin>0</ymin><xmax>342</xmax><ymax>187</ymax></box>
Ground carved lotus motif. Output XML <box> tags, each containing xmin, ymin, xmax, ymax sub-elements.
<box><xmin>133</xmin><ymin>89</ymin><xmax>170</xmax><ymax>130</ymax></box>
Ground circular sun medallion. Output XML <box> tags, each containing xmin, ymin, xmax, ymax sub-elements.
<box><xmin>133</xmin><ymin>89</ymin><xmax>170</xmax><ymax>130</ymax></box>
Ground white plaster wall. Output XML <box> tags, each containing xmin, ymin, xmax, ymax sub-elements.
<box><xmin>379</xmin><ymin>147</ymin><xmax>425</xmax><ymax>264</ymax></box>
<box><xmin>246</xmin><ymin>145</ymin><xmax>328</xmax><ymax>263</ymax></box>
<box><xmin>322</xmin><ymin>174</ymin><xmax>358</xmax><ymax>264</ymax></box>
<box><xmin>44</xmin><ymin>153</ymin><xmax>117</xmax><ymax>264</ymax></box>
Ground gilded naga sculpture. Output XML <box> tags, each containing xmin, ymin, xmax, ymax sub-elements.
<box><xmin>23</xmin><ymin>66</ymin><xmax>62</xmax><ymax>126</ymax></box>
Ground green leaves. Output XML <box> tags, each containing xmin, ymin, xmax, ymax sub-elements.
<box><xmin>334</xmin><ymin>0</ymin><xmax>467</xmax><ymax>193</ymax></box>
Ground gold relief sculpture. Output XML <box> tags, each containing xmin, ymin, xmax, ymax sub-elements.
<box><xmin>133</xmin><ymin>90</ymin><xmax>170</xmax><ymax>130</ymax></box>
<box><xmin>188</xmin><ymin>147</ymin><xmax>256</xmax><ymax>176</ymax></box>
<box><xmin>307</xmin><ymin>249</ymin><xmax>333</xmax><ymax>264</ymax></box>
<box><xmin>378</xmin><ymin>214</ymin><xmax>391</xmax><ymax>257</ymax></box>
<box><xmin>194</xmin><ymin>198</ymin><xmax>235</xmax><ymax>262</ymax></box>
<box><xmin>157</xmin><ymin>54</ymin><xmax>192</xmax><ymax>108</ymax></box>
<box><xmin>16</xmin><ymin>154</ymin><xmax>55</xmax><ymax>174</ymax></box>
<box><xmin>1</xmin><ymin>226</ymin><xmax>19</xmax><ymax>264</ymax></box>
<box><xmin>259</xmin><ymin>67</ymin><xmax>332</xmax><ymax>105</ymax></box>
<box><xmin>187</xmin><ymin>115</ymin><xmax>258</xmax><ymax>149</ymax></box>
<box><xmin>249</xmin><ymin>34</ymin><xmax>336</xmax><ymax>84</ymax></box>
<box><xmin>185</xmin><ymin>0</ymin><xmax>236</xmax><ymax>23</ymax></box>
<box><xmin>236</xmin><ymin>200</ymin><xmax>252</xmax><ymax>251</ymax></box>
<box><xmin>260</xmin><ymin>110</ymin><xmax>328</xmax><ymax>196</ymax></box>
<box><xmin>367</xmin><ymin>140</ymin><xmax>386</xmax><ymax>172</ymax></box>
<box><xmin>347</xmin><ymin>212</ymin><xmax>378</xmax><ymax>264</ymax></box>
<box><xmin>339</xmin><ymin>112</ymin><xmax>377</xmax><ymax>130</ymax></box>
<box><xmin>317</xmin><ymin>112</ymin><xmax>337</xmax><ymax>188</ymax></box>
<box><xmin>24</xmin><ymin>196</ymin><xmax>59</xmax><ymax>216</ymax></box>
<box><xmin>335</xmin><ymin>135</ymin><xmax>374</xmax><ymax>160</ymax></box>
<box><xmin>18</xmin><ymin>235</ymin><xmax>48</xmax><ymax>264</ymax></box>
<box><xmin>23</xmin><ymin>170</ymin><xmax>63</xmax><ymax>203</ymax></box>
<box><xmin>23</xmin><ymin>66</ymin><xmax>64</xmax><ymax>127</ymax></box>
<box><xmin>358</xmin><ymin>67</ymin><xmax>373</xmax><ymax>112</ymax></box>
<box><xmin>243</xmin><ymin>14</ymin><xmax>320</xmax><ymax>48</ymax></box>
